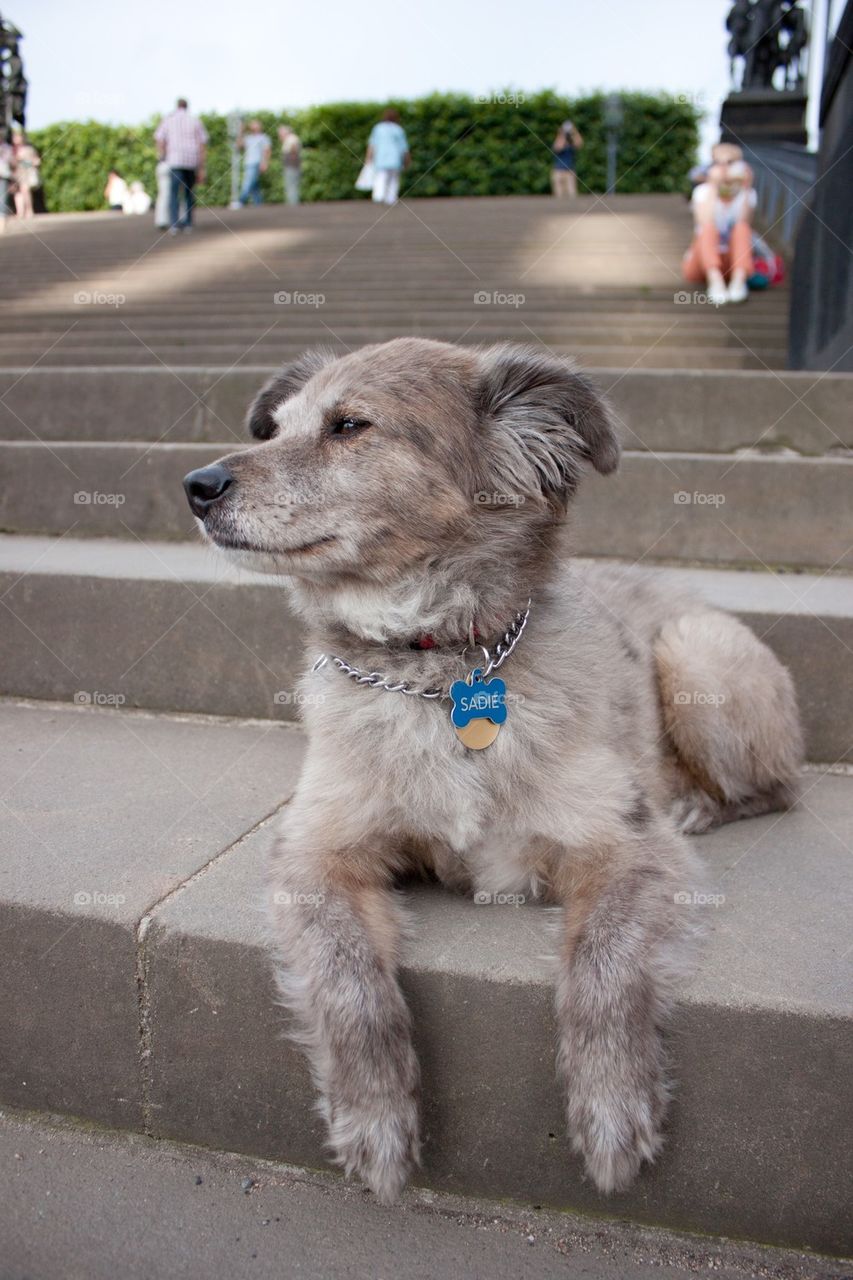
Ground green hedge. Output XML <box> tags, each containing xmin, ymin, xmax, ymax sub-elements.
<box><xmin>29</xmin><ymin>90</ymin><xmax>699</xmax><ymax>213</ymax></box>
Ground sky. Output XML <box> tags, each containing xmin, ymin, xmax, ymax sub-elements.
<box><xmin>17</xmin><ymin>0</ymin><xmax>833</xmax><ymax>156</ymax></box>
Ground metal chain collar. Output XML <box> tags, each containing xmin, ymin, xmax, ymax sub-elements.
<box><xmin>312</xmin><ymin>600</ymin><xmax>532</xmax><ymax>702</ymax></box>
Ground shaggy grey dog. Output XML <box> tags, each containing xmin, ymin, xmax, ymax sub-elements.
<box><xmin>183</xmin><ymin>338</ymin><xmax>803</xmax><ymax>1203</ymax></box>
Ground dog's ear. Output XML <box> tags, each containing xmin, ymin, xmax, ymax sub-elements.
<box><xmin>246</xmin><ymin>348</ymin><xmax>337</xmax><ymax>439</ymax></box>
<box><xmin>475</xmin><ymin>344</ymin><xmax>620</xmax><ymax>509</ymax></box>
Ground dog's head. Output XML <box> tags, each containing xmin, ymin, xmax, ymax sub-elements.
<box><xmin>184</xmin><ymin>338</ymin><xmax>619</xmax><ymax>594</ymax></box>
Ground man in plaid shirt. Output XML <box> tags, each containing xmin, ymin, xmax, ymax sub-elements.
<box><xmin>155</xmin><ymin>98</ymin><xmax>208</xmax><ymax>234</ymax></box>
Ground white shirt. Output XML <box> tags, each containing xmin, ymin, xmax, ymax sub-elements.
<box><xmin>105</xmin><ymin>174</ymin><xmax>128</xmax><ymax>207</ymax></box>
<box><xmin>125</xmin><ymin>185</ymin><xmax>152</xmax><ymax>215</ymax></box>
<box><xmin>692</xmin><ymin>183</ymin><xmax>756</xmax><ymax>242</ymax></box>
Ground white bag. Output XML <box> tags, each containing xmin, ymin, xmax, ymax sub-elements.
<box><xmin>355</xmin><ymin>162</ymin><xmax>375</xmax><ymax>192</ymax></box>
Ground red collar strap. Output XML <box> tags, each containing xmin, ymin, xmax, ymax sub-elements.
<box><xmin>412</xmin><ymin>625</ymin><xmax>481</xmax><ymax>651</ymax></box>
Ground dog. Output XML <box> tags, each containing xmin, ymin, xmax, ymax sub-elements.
<box><xmin>183</xmin><ymin>338</ymin><xmax>803</xmax><ymax>1203</ymax></box>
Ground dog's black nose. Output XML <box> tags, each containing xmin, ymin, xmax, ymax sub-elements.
<box><xmin>183</xmin><ymin>464</ymin><xmax>233</xmax><ymax>517</ymax></box>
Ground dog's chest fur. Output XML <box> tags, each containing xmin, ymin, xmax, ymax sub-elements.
<box><xmin>291</xmin><ymin>565</ymin><xmax>684</xmax><ymax>892</ymax></box>
<box><xmin>299</xmin><ymin>624</ymin><xmax>645</xmax><ymax>892</ymax></box>
<box><xmin>305</xmin><ymin>665</ymin><xmax>513</xmax><ymax>848</ymax></box>
<box><xmin>308</xmin><ymin>686</ymin><xmax>525</xmax><ymax>890</ymax></box>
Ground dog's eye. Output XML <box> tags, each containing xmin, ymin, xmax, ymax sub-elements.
<box><xmin>330</xmin><ymin>417</ymin><xmax>370</xmax><ymax>438</ymax></box>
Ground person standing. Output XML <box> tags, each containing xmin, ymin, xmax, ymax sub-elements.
<box><xmin>0</xmin><ymin>139</ymin><xmax>12</xmax><ymax>230</ymax></box>
<box><xmin>551</xmin><ymin>120</ymin><xmax>583</xmax><ymax>197</ymax></box>
<box><xmin>278</xmin><ymin>124</ymin><xmax>302</xmax><ymax>205</ymax></box>
<box><xmin>154</xmin><ymin>159</ymin><xmax>172</xmax><ymax>228</ymax></box>
<box><xmin>154</xmin><ymin>98</ymin><xmax>208</xmax><ymax>234</ymax></box>
<box><xmin>11</xmin><ymin>130</ymin><xmax>40</xmax><ymax>219</ymax></box>
<box><xmin>238</xmin><ymin>120</ymin><xmax>272</xmax><ymax>206</ymax></box>
<box><xmin>365</xmin><ymin>109</ymin><xmax>410</xmax><ymax>205</ymax></box>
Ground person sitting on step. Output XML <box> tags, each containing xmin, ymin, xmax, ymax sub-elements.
<box><xmin>682</xmin><ymin>142</ymin><xmax>755</xmax><ymax>306</ymax></box>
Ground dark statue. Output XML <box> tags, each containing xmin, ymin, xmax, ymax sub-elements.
<box><xmin>726</xmin><ymin>0</ymin><xmax>809</xmax><ymax>91</ymax></box>
<box><xmin>0</xmin><ymin>12</ymin><xmax>26</xmax><ymax>140</ymax></box>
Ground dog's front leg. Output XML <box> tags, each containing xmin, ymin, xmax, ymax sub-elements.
<box><xmin>555</xmin><ymin>821</ymin><xmax>700</xmax><ymax>1193</ymax></box>
<box><xmin>268</xmin><ymin>814</ymin><xmax>419</xmax><ymax>1203</ymax></box>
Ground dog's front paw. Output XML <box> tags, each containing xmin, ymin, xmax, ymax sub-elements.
<box><xmin>567</xmin><ymin>1061</ymin><xmax>668</xmax><ymax>1193</ymax></box>
<box><xmin>328</xmin><ymin>1094</ymin><xmax>420</xmax><ymax>1203</ymax></box>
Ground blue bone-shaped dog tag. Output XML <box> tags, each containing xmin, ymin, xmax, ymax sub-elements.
<box><xmin>450</xmin><ymin>669</ymin><xmax>507</xmax><ymax>728</ymax></box>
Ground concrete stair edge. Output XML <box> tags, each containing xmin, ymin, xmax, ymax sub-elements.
<box><xmin>0</xmin><ymin>194</ymin><xmax>794</xmax><ymax>373</ymax></box>
<box><xmin>1</xmin><ymin>537</ymin><xmax>850</xmax><ymax>761</ymax></box>
<box><xmin>3</xmin><ymin>366</ymin><xmax>851</xmax><ymax>453</ymax></box>
<box><xmin>1</xmin><ymin>443</ymin><xmax>849</xmax><ymax>572</ymax></box>
<box><xmin>0</xmin><ymin>698</ymin><xmax>851</xmax><ymax>1255</ymax></box>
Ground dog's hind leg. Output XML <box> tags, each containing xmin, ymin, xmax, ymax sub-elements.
<box><xmin>653</xmin><ymin>610</ymin><xmax>804</xmax><ymax>834</ymax></box>
<box><xmin>267</xmin><ymin>799</ymin><xmax>420</xmax><ymax>1203</ymax></box>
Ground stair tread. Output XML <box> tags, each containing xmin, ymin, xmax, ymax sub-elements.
<box><xmin>1</xmin><ymin>533</ymin><xmax>852</xmax><ymax>613</ymax></box>
<box><xmin>1</xmin><ymin>694</ymin><xmax>849</xmax><ymax>1016</ymax></box>
<box><xmin>3</xmin><ymin>1108</ymin><xmax>843</xmax><ymax>1280</ymax></box>
<box><xmin>1</xmin><ymin>697</ymin><xmax>850</xmax><ymax>1251</ymax></box>
<box><xmin>0</xmin><ymin>699</ymin><xmax>302</xmax><ymax>920</ymax></box>
<box><xmin>164</xmin><ymin>767</ymin><xmax>853</xmax><ymax>1016</ymax></box>
<box><xmin>0</xmin><ymin>194</ymin><xmax>792</xmax><ymax>372</ymax></box>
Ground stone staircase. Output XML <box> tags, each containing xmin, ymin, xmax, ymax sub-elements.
<box><xmin>0</xmin><ymin>196</ymin><xmax>851</xmax><ymax>1261</ymax></box>
<box><xmin>1</xmin><ymin>195</ymin><xmax>789</xmax><ymax>368</ymax></box>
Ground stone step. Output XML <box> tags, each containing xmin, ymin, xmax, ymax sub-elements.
<box><xmin>1</xmin><ymin>440</ymin><xmax>849</xmax><ymax>570</ymax></box>
<box><xmin>0</xmin><ymin>298</ymin><xmax>787</xmax><ymax>322</ymax></box>
<box><xmin>5</xmin><ymin>275</ymin><xmax>774</xmax><ymax>296</ymax></box>
<box><xmin>0</xmin><ymin>321</ymin><xmax>788</xmax><ymax>349</ymax></box>
<box><xmin>3</xmin><ymin>366</ymin><xmax>848</xmax><ymax>454</ymax></box>
<box><xmin>0</xmin><ymin>298</ymin><xmax>788</xmax><ymax>319</ymax></box>
<box><xmin>0</xmin><ymin>202</ymin><xmax>766</xmax><ymax>288</ymax></box>
<box><xmin>0</xmin><ymin>697</ymin><xmax>850</xmax><ymax>1255</ymax></box>
<box><xmin>0</xmin><ymin>194</ymin><xmax>792</xmax><ymax>372</ymax></box>
<box><xmin>2</xmin><ymin>1109</ymin><xmax>848</xmax><ymax>1280</ymax></box>
<box><xmin>0</xmin><ymin>345</ymin><xmax>788</xmax><ymax>370</ymax></box>
<box><xmin>0</xmin><ymin>536</ymin><xmax>850</xmax><ymax>761</ymax></box>
<box><xmin>0</xmin><ymin>295</ymin><xmax>789</xmax><ymax>316</ymax></box>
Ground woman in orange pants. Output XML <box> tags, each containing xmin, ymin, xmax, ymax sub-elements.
<box><xmin>683</xmin><ymin>144</ymin><xmax>755</xmax><ymax>306</ymax></box>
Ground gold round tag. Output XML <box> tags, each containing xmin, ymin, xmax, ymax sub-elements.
<box><xmin>454</xmin><ymin>719</ymin><xmax>501</xmax><ymax>750</ymax></box>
